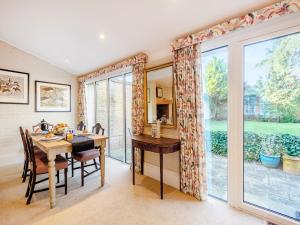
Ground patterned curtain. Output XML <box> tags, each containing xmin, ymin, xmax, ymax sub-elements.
<box><xmin>132</xmin><ymin>62</ymin><xmax>146</xmax><ymax>173</ymax></box>
<box><xmin>172</xmin><ymin>0</ymin><xmax>300</xmax><ymax>51</ymax></box>
<box><xmin>77</xmin><ymin>53</ymin><xmax>147</xmax><ymax>126</ymax></box>
<box><xmin>78</xmin><ymin>80</ymin><xmax>87</xmax><ymax>124</ymax></box>
<box><xmin>173</xmin><ymin>44</ymin><xmax>207</xmax><ymax>200</ymax></box>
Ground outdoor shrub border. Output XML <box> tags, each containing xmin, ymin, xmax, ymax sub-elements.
<box><xmin>206</xmin><ymin>131</ymin><xmax>300</xmax><ymax>161</ymax></box>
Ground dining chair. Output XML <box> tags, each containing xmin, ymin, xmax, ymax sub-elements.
<box><xmin>25</xmin><ymin>130</ymin><xmax>68</xmax><ymax>205</ymax></box>
<box><xmin>70</xmin><ymin>122</ymin><xmax>102</xmax><ymax>177</ymax></box>
<box><xmin>19</xmin><ymin>126</ymin><xmax>46</xmax><ymax>183</ymax></box>
<box><xmin>65</xmin><ymin>121</ymin><xmax>87</xmax><ymax>165</ymax></box>
<box><xmin>77</xmin><ymin>121</ymin><xmax>86</xmax><ymax>131</ymax></box>
<box><xmin>92</xmin><ymin>123</ymin><xmax>105</xmax><ymax>135</ymax></box>
<box><xmin>71</xmin><ymin>148</ymin><xmax>101</xmax><ymax>186</ymax></box>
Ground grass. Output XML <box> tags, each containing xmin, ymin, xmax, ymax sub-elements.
<box><xmin>208</xmin><ymin>120</ymin><xmax>300</xmax><ymax>136</ymax></box>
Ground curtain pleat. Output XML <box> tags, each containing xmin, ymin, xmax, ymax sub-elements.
<box><xmin>173</xmin><ymin>44</ymin><xmax>207</xmax><ymax>200</ymax></box>
<box><xmin>131</xmin><ymin>62</ymin><xmax>146</xmax><ymax>173</ymax></box>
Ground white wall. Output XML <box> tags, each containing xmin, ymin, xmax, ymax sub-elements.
<box><xmin>0</xmin><ymin>41</ymin><xmax>77</xmax><ymax>167</ymax></box>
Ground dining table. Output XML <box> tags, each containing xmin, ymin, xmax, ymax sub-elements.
<box><xmin>31</xmin><ymin>133</ymin><xmax>108</xmax><ymax>208</ymax></box>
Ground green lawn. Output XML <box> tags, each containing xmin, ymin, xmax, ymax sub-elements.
<box><xmin>208</xmin><ymin>120</ymin><xmax>300</xmax><ymax>136</ymax></box>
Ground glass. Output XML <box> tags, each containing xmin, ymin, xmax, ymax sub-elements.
<box><xmin>243</xmin><ymin>32</ymin><xmax>300</xmax><ymax>221</ymax></box>
<box><xmin>109</xmin><ymin>76</ymin><xmax>124</xmax><ymax>161</ymax></box>
<box><xmin>125</xmin><ymin>73</ymin><xmax>132</xmax><ymax>163</ymax></box>
<box><xmin>201</xmin><ymin>46</ymin><xmax>228</xmax><ymax>200</ymax></box>
<box><xmin>85</xmin><ymin>83</ymin><xmax>95</xmax><ymax>131</ymax></box>
<box><xmin>96</xmin><ymin>80</ymin><xmax>108</xmax><ymax>135</ymax></box>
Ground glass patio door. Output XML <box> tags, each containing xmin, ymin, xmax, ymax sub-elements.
<box><xmin>201</xmin><ymin>46</ymin><xmax>228</xmax><ymax>200</ymax></box>
<box><xmin>93</xmin><ymin>72</ymin><xmax>132</xmax><ymax>163</ymax></box>
<box><xmin>243</xmin><ymin>32</ymin><xmax>300</xmax><ymax>220</ymax></box>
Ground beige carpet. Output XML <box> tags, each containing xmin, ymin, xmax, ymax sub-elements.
<box><xmin>0</xmin><ymin>157</ymin><xmax>266</xmax><ymax>225</ymax></box>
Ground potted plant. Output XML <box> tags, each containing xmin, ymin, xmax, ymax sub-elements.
<box><xmin>282</xmin><ymin>134</ymin><xmax>300</xmax><ymax>175</ymax></box>
<box><xmin>259</xmin><ymin>135</ymin><xmax>282</xmax><ymax>168</ymax></box>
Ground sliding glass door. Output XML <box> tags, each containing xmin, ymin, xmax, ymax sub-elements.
<box><xmin>199</xmin><ymin>17</ymin><xmax>300</xmax><ymax>223</ymax></box>
<box><xmin>202</xmin><ymin>46</ymin><xmax>228</xmax><ymax>200</ymax></box>
<box><xmin>90</xmin><ymin>72</ymin><xmax>132</xmax><ymax>163</ymax></box>
<box><xmin>243</xmin><ymin>32</ymin><xmax>300</xmax><ymax>220</ymax></box>
<box><xmin>109</xmin><ymin>76</ymin><xmax>125</xmax><ymax>161</ymax></box>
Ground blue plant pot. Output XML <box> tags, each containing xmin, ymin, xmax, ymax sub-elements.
<box><xmin>260</xmin><ymin>152</ymin><xmax>281</xmax><ymax>168</ymax></box>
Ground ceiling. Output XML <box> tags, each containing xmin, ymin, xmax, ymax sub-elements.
<box><xmin>0</xmin><ymin>0</ymin><xmax>274</xmax><ymax>75</ymax></box>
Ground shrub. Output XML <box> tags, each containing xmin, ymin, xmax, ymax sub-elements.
<box><xmin>281</xmin><ymin>134</ymin><xmax>300</xmax><ymax>157</ymax></box>
<box><xmin>244</xmin><ymin>132</ymin><xmax>262</xmax><ymax>161</ymax></box>
<box><xmin>209</xmin><ymin>131</ymin><xmax>227</xmax><ymax>156</ymax></box>
<box><xmin>207</xmin><ymin>131</ymin><xmax>300</xmax><ymax>161</ymax></box>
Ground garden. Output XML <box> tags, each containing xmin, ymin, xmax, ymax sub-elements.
<box><xmin>206</xmin><ymin>120</ymin><xmax>300</xmax><ymax>174</ymax></box>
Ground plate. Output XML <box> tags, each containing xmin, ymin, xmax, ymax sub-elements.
<box><xmin>39</xmin><ymin>136</ymin><xmax>64</xmax><ymax>142</ymax></box>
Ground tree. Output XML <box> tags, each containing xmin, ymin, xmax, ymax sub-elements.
<box><xmin>204</xmin><ymin>56</ymin><xmax>228</xmax><ymax>120</ymax></box>
<box><xmin>257</xmin><ymin>34</ymin><xmax>300</xmax><ymax>122</ymax></box>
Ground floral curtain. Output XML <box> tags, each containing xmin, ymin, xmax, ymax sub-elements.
<box><xmin>77</xmin><ymin>53</ymin><xmax>148</xmax><ymax>125</ymax></box>
<box><xmin>173</xmin><ymin>44</ymin><xmax>207</xmax><ymax>200</ymax></box>
<box><xmin>172</xmin><ymin>0</ymin><xmax>300</xmax><ymax>51</ymax></box>
<box><xmin>132</xmin><ymin>62</ymin><xmax>146</xmax><ymax>173</ymax></box>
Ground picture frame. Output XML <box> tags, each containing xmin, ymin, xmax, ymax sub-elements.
<box><xmin>35</xmin><ymin>81</ymin><xmax>71</xmax><ymax>112</ymax></box>
<box><xmin>0</xmin><ymin>69</ymin><xmax>29</xmax><ymax>104</ymax></box>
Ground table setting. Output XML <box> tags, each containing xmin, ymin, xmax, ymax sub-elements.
<box><xmin>29</xmin><ymin>119</ymin><xmax>108</xmax><ymax>208</ymax></box>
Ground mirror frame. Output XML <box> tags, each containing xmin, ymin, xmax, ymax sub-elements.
<box><xmin>144</xmin><ymin>62</ymin><xmax>177</xmax><ymax>128</ymax></box>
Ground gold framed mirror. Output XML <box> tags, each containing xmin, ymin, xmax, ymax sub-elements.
<box><xmin>144</xmin><ymin>62</ymin><xmax>176</xmax><ymax>127</ymax></box>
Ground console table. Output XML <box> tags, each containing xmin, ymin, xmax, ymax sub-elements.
<box><xmin>132</xmin><ymin>134</ymin><xmax>181</xmax><ymax>199</ymax></box>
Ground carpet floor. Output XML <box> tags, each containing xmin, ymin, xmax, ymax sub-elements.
<box><xmin>0</xmin><ymin>157</ymin><xmax>266</xmax><ymax>225</ymax></box>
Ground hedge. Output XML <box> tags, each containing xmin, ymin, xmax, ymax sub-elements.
<box><xmin>205</xmin><ymin>131</ymin><xmax>300</xmax><ymax>161</ymax></box>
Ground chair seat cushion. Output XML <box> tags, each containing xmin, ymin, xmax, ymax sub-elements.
<box><xmin>72</xmin><ymin>149</ymin><xmax>100</xmax><ymax>162</ymax></box>
<box><xmin>35</xmin><ymin>155</ymin><xmax>68</xmax><ymax>174</ymax></box>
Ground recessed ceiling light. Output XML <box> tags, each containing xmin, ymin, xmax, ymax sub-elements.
<box><xmin>99</xmin><ymin>33</ymin><xmax>105</xmax><ymax>40</ymax></box>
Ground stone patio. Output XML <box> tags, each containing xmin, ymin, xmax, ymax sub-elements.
<box><xmin>207</xmin><ymin>153</ymin><xmax>300</xmax><ymax>220</ymax></box>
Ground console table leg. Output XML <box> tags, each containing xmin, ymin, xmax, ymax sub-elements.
<box><xmin>141</xmin><ymin>149</ymin><xmax>144</xmax><ymax>175</ymax></box>
<box><xmin>160</xmin><ymin>152</ymin><xmax>163</xmax><ymax>200</ymax></box>
<box><xmin>132</xmin><ymin>146</ymin><xmax>135</xmax><ymax>185</ymax></box>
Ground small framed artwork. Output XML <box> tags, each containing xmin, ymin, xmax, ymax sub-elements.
<box><xmin>156</xmin><ymin>87</ymin><xmax>163</xmax><ymax>98</ymax></box>
<box><xmin>35</xmin><ymin>81</ymin><xmax>71</xmax><ymax>112</ymax></box>
<box><xmin>0</xmin><ymin>69</ymin><xmax>29</xmax><ymax>104</ymax></box>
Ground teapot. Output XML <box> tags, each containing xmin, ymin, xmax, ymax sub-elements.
<box><xmin>40</xmin><ymin>119</ymin><xmax>49</xmax><ymax>131</ymax></box>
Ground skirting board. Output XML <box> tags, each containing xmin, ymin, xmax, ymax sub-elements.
<box><xmin>143</xmin><ymin>162</ymin><xmax>180</xmax><ymax>189</ymax></box>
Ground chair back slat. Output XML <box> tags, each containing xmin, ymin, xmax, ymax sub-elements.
<box><xmin>25</xmin><ymin>129</ymin><xmax>36</xmax><ymax>169</ymax></box>
<box><xmin>77</xmin><ymin>121</ymin><xmax>86</xmax><ymax>131</ymax></box>
<box><xmin>19</xmin><ymin>127</ymin><xmax>29</xmax><ymax>161</ymax></box>
<box><xmin>92</xmin><ymin>123</ymin><xmax>104</xmax><ymax>135</ymax></box>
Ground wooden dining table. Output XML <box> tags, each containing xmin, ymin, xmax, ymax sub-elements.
<box><xmin>32</xmin><ymin>134</ymin><xmax>108</xmax><ymax>208</ymax></box>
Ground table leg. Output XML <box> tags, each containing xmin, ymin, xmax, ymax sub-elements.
<box><xmin>132</xmin><ymin>145</ymin><xmax>135</xmax><ymax>185</ymax></box>
<box><xmin>141</xmin><ymin>149</ymin><xmax>144</xmax><ymax>175</ymax></box>
<box><xmin>160</xmin><ymin>152</ymin><xmax>163</xmax><ymax>200</ymax></box>
<box><xmin>47</xmin><ymin>153</ymin><xmax>56</xmax><ymax>208</ymax></box>
<box><xmin>100</xmin><ymin>140</ymin><xmax>106</xmax><ymax>187</ymax></box>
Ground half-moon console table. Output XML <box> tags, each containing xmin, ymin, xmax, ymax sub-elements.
<box><xmin>131</xmin><ymin>134</ymin><xmax>181</xmax><ymax>199</ymax></box>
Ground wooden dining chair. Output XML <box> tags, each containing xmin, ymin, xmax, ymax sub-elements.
<box><xmin>25</xmin><ymin>130</ymin><xmax>68</xmax><ymax>205</ymax></box>
<box><xmin>65</xmin><ymin>121</ymin><xmax>87</xmax><ymax>165</ymax></box>
<box><xmin>77</xmin><ymin>121</ymin><xmax>86</xmax><ymax>131</ymax></box>
<box><xmin>71</xmin><ymin>148</ymin><xmax>101</xmax><ymax>187</ymax></box>
<box><xmin>92</xmin><ymin>123</ymin><xmax>105</xmax><ymax>135</ymax></box>
<box><xmin>19</xmin><ymin>126</ymin><xmax>47</xmax><ymax>183</ymax></box>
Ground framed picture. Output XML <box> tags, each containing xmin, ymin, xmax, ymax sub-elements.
<box><xmin>156</xmin><ymin>87</ymin><xmax>163</xmax><ymax>98</ymax></box>
<box><xmin>0</xmin><ymin>69</ymin><xmax>29</xmax><ymax>104</ymax></box>
<box><xmin>35</xmin><ymin>81</ymin><xmax>71</xmax><ymax>112</ymax></box>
